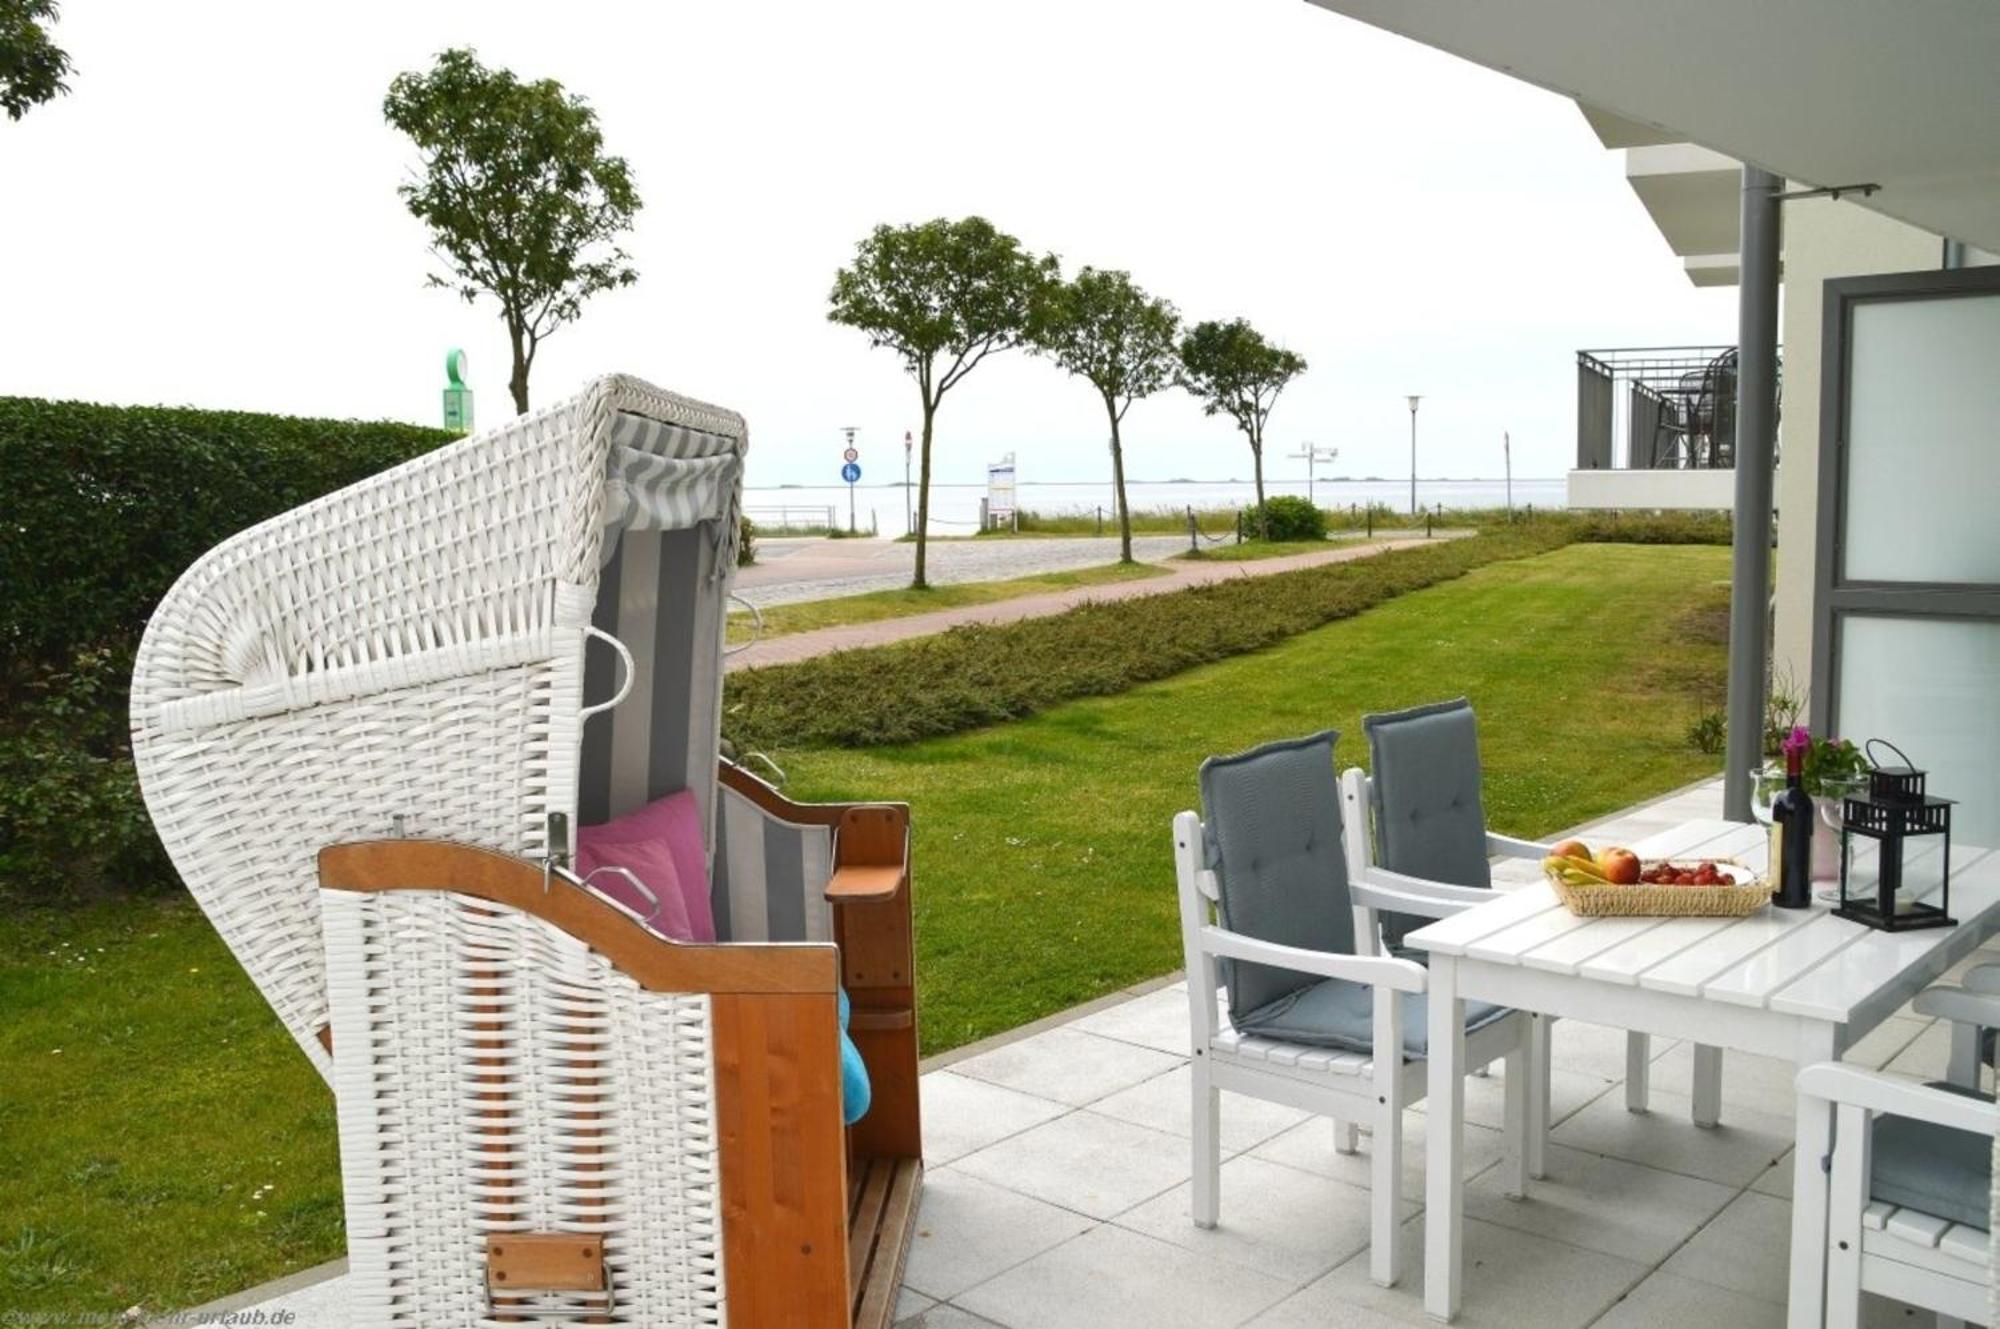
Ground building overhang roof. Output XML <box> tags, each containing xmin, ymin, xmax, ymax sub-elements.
<box><xmin>1304</xmin><ymin>0</ymin><xmax>2000</xmax><ymax>255</ymax></box>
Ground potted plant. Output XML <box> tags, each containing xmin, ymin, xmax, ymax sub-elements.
<box><xmin>1755</xmin><ymin>731</ymin><xmax>1870</xmax><ymax>880</ymax></box>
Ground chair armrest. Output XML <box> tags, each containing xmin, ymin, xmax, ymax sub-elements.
<box><xmin>1198</xmin><ymin>925</ymin><xmax>1428</xmax><ymax>993</ymax></box>
<box><xmin>1486</xmin><ymin>832</ymin><xmax>1548</xmax><ymax>860</ymax></box>
<box><xmin>1796</xmin><ymin>1062</ymin><xmax>2000</xmax><ymax>1135</ymax></box>
<box><xmin>1913</xmin><ymin>982</ymin><xmax>2000</xmax><ymax>1029</ymax></box>
<box><xmin>1354</xmin><ymin>866</ymin><xmax>1495</xmax><ymax>916</ymax></box>
<box><xmin>1961</xmin><ymin>962</ymin><xmax>2000</xmax><ymax>996</ymax></box>
<box><xmin>825</xmin><ymin>864</ymin><xmax>902</xmax><ymax>902</ymax></box>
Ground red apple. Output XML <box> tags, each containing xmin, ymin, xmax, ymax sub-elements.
<box><xmin>1551</xmin><ymin>838</ymin><xmax>1592</xmax><ymax>862</ymax></box>
<box><xmin>1596</xmin><ymin>848</ymin><xmax>1642</xmax><ymax>885</ymax></box>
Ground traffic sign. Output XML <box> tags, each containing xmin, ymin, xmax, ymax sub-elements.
<box><xmin>842</xmin><ymin>447</ymin><xmax>859</xmax><ymax>463</ymax></box>
<box><xmin>841</xmin><ymin>462</ymin><xmax>862</xmax><ymax>483</ymax></box>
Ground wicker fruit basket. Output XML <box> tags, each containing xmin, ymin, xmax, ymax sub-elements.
<box><xmin>1546</xmin><ymin>858</ymin><xmax>1770</xmax><ymax>918</ymax></box>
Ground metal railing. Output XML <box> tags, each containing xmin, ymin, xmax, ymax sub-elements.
<box><xmin>1576</xmin><ymin>345</ymin><xmax>1779</xmax><ymax>472</ymax></box>
<box><xmin>741</xmin><ymin>504</ymin><xmax>838</xmax><ymax>535</ymax></box>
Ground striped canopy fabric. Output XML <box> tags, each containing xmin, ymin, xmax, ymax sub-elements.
<box><xmin>600</xmin><ymin>411</ymin><xmax>742</xmax><ymax>565</ymax></box>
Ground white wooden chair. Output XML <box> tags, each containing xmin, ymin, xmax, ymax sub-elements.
<box><xmin>1794</xmin><ymin>978</ymin><xmax>1997</xmax><ymax>1329</ymax></box>
<box><xmin>1343</xmin><ymin>698</ymin><xmax>1724</xmax><ymax>1133</ymax></box>
<box><xmin>1172</xmin><ymin>731</ymin><xmax>1539</xmax><ymax>1290</ymax></box>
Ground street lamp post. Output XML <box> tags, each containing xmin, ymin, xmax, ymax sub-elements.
<box><xmin>1406</xmin><ymin>395</ymin><xmax>1422</xmax><ymax>516</ymax></box>
<box><xmin>903</xmin><ymin>430</ymin><xmax>913</xmax><ymax>537</ymax></box>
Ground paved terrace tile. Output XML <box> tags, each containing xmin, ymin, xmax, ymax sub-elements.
<box><xmin>202</xmin><ymin>779</ymin><xmax>1976</xmax><ymax>1328</ymax></box>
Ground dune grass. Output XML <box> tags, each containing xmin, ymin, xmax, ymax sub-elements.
<box><xmin>727</xmin><ymin>560</ymin><xmax>1167</xmax><ymax>644</ymax></box>
<box><xmin>0</xmin><ymin>540</ymin><xmax>1728</xmax><ymax>1317</ymax></box>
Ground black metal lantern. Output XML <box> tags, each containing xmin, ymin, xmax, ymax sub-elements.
<box><xmin>1835</xmin><ymin>741</ymin><xmax>1954</xmax><ymax>932</ymax></box>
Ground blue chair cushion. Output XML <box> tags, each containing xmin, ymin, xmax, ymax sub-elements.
<box><xmin>1363</xmin><ymin>699</ymin><xmax>1493</xmax><ymax>954</ymax></box>
<box><xmin>1199</xmin><ymin>731</ymin><xmax>1355</xmax><ymax>1024</ymax></box>
<box><xmin>1235</xmin><ymin>977</ymin><xmax>1512</xmax><ymax>1059</ymax></box>
<box><xmin>1869</xmin><ymin>1081</ymin><xmax>1992</xmax><ymax>1231</ymax></box>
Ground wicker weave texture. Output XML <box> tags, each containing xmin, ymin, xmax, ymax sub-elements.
<box><xmin>129</xmin><ymin>374</ymin><xmax>747</xmax><ymax>1076</ymax></box>
<box><xmin>325</xmin><ymin>887</ymin><xmax>725</xmax><ymax>1328</ymax></box>
<box><xmin>1548</xmin><ymin>859</ymin><xmax>1770</xmax><ymax>918</ymax></box>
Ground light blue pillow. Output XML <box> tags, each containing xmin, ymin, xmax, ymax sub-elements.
<box><xmin>838</xmin><ymin>987</ymin><xmax>871</xmax><ymax>1126</ymax></box>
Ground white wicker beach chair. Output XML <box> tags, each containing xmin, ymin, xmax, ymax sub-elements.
<box><xmin>131</xmin><ymin>374</ymin><xmax>920</xmax><ymax>1329</ymax></box>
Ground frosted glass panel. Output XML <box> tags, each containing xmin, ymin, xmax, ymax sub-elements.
<box><xmin>1842</xmin><ymin>292</ymin><xmax>2000</xmax><ymax>584</ymax></box>
<box><xmin>1836</xmin><ymin>614</ymin><xmax>2000</xmax><ymax>848</ymax></box>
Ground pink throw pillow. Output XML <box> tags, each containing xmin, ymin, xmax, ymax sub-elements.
<box><xmin>576</xmin><ymin>789</ymin><xmax>715</xmax><ymax>943</ymax></box>
<box><xmin>574</xmin><ymin>837</ymin><xmax>694</xmax><ymax>942</ymax></box>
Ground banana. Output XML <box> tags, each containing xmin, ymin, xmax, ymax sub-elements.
<box><xmin>1543</xmin><ymin>854</ymin><xmax>1609</xmax><ymax>880</ymax></box>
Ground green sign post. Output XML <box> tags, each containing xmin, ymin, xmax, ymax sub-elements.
<box><xmin>442</xmin><ymin>348</ymin><xmax>474</xmax><ymax>434</ymax></box>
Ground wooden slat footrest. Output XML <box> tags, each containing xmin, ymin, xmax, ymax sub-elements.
<box><xmin>847</xmin><ymin>1156</ymin><xmax>923</xmax><ymax>1329</ymax></box>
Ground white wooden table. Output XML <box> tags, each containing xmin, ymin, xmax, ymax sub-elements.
<box><xmin>1407</xmin><ymin>817</ymin><xmax>2000</xmax><ymax>1325</ymax></box>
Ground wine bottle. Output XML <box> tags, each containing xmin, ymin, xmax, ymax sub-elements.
<box><xmin>1771</xmin><ymin>734</ymin><xmax>1814</xmax><ymax>908</ymax></box>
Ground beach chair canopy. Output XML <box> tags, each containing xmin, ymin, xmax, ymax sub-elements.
<box><xmin>131</xmin><ymin>373</ymin><xmax>746</xmax><ymax>1079</ymax></box>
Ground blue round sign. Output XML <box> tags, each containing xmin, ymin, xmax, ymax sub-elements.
<box><xmin>841</xmin><ymin>461</ymin><xmax>862</xmax><ymax>483</ymax></box>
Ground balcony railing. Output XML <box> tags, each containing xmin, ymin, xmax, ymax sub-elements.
<box><xmin>1576</xmin><ymin>345</ymin><xmax>1779</xmax><ymax>471</ymax></box>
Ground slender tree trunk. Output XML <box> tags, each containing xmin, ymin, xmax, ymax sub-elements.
<box><xmin>1249</xmin><ymin>427</ymin><xmax>1268</xmax><ymax>538</ymax></box>
<box><xmin>1106</xmin><ymin>396</ymin><xmax>1132</xmax><ymax>563</ymax></box>
<box><xmin>507</xmin><ymin>318</ymin><xmax>531</xmax><ymax>414</ymax></box>
<box><xmin>913</xmin><ymin>399</ymin><xmax>936</xmax><ymax>589</ymax></box>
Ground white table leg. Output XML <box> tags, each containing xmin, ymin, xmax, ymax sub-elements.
<box><xmin>1692</xmin><ymin>1044</ymin><xmax>1724</xmax><ymax>1128</ymax></box>
<box><xmin>1526</xmin><ymin>1013</ymin><xmax>1550</xmax><ymax>1180</ymax></box>
<box><xmin>1502</xmin><ymin>1033</ymin><xmax>1528</xmax><ymax>1199</ymax></box>
<box><xmin>1335</xmin><ymin>1118</ymin><xmax>1360</xmax><ymax>1155</ymax></box>
<box><xmin>1425</xmin><ymin>955</ymin><xmax>1466</xmax><ymax>1322</ymax></box>
<box><xmin>1787</xmin><ymin>1023</ymin><xmax>1839</xmax><ymax>1329</ymax></box>
<box><xmin>1625</xmin><ymin>1031</ymin><xmax>1651</xmax><ymax>1112</ymax></box>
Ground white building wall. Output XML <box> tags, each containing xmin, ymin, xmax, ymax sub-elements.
<box><xmin>1769</xmin><ymin>201</ymin><xmax>1946</xmax><ymax>705</ymax></box>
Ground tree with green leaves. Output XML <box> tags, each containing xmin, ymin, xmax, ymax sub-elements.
<box><xmin>829</xmin><ymin>217</ymin><xmax>1057</xmax><ymax>588</ymax></box>
<box><xmin>1176</xmin><ymin>318</ymin><xmax>1308</xmax><ymax>530</ymax></box>
<box><xmin>1</xmin><ymin>0</ymin><xmax>71</xmax><ymax>121</ymax></box>
<box><xmin>384</xmin><ymin>48</ymin><xmax>640</xmax><ymax>415</ymax></box>
<box><xmin>1033</xmin><ymin>268</ymin><xmax>1180</xmax><ymax>563</ymax></box>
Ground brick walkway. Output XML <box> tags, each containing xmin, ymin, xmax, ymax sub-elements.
<box><xmin>725</xmin><ymin>534</ymin><xmax>1465</xmax><ymax>671</ymax></box>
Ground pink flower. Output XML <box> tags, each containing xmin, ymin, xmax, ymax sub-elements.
<box><xmin>1782</xmin><ymin>726</ymin><xmax>1811</xmax><ymax>759</ymax></box>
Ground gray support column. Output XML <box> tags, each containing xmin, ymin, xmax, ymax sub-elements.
<box><xmin>1722</xmin><ymin>167</ymin><xmax>1783</xmax><ymax>822</ymax></box>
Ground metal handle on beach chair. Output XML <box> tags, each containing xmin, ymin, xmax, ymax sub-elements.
<box><xmin>578</xmin><ymin>625</ymin><xmax>635</xmax><ymax>720</ymax></box>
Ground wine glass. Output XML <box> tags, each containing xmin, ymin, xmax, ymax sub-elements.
<box><xmin>1747</xmin><ymin>766</ymin><xmax>1784</xmax><ymax>882</ymax></box>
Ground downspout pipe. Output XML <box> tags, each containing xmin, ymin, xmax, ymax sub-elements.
<box><xmin>1722</xmin><ymin>167</ymin><xmax>1783</xmax><ymax>823</ymax></box>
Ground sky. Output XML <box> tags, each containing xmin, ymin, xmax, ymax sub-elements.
<box><xmin>1</xmin><ymin>0</ymin><xmax>1736</xmax><ymax>488</ymax></box>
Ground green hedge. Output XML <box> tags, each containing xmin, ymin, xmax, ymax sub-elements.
<box><xmin>1</xmin><ymin>397</ymin><xmax>453</xmax><ymax>898</ymax></box>
<box><xmin>1</xmin><ymin>397</ymin><xmax>455</xmax><ymax>672</ymax></box>
<box><xmin>721</xmin><ymin>513</ymin><xmax>1729</xmax><ymax>754</ymax></box>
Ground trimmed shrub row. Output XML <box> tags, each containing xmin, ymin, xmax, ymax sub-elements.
<box><xmin>721</xmin><ymin>513</ymin><xmax>1729</xmax><ymax>754</ymax></box>
<box><xmin>1</xmin><ymin>397</ymin><xmax>456</xmax><ymax>673</ymax></box>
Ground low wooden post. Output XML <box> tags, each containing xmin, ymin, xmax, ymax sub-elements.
<box><xmin>1096</xmin><ymin>506</ymin><xmax>1103</xmax><ymax>537</ymax></box>
<box><xmin>1188</xmin><ymin>506</ymin><xmax>1198</xmax><ymax>555</ymax></box>
<box><xmin>1366</xmin><ymin>505</ymin><xmax>1374</xmax><ymax>538</ymax></box>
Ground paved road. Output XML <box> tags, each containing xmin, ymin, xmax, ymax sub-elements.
<box><xmin>732</xmin><ymin>534</ymin><xmax>1194</xmax><ymax>608</ymax></box>
<box><xmin>726</xmin><ymin>534</ymin><xmax>1464</xmax><ymax>671</ymax></box>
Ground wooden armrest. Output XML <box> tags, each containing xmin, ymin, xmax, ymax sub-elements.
<box><xmin>827</xmin><ymin>806</ymin><xmax>909</xmax><ymax>904</ymax></box>
<box><xmin>827</xmin><ymin>864</ymin><xmax>903</xmax><ymax>902</ymax></box>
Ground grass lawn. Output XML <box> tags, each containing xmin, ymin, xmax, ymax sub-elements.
<box><xmin>0</xmin><ymin>541</ymin><xmax>1726</xmax><ymax>1316</ymax></box>
<box><xmin>0</xmin><ymin>898</ymin><xmax>340</xmax><ymax>1316</ymax></box>
<box><xmin>726</xmin><ymin>560</ymin><xmax>1167</xmax><ymax>643</ymax></box>
<box><xmin>777</xmin><ymin>543</ymin><xmax>1730</xmax><ymax>1052</ymax></box>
